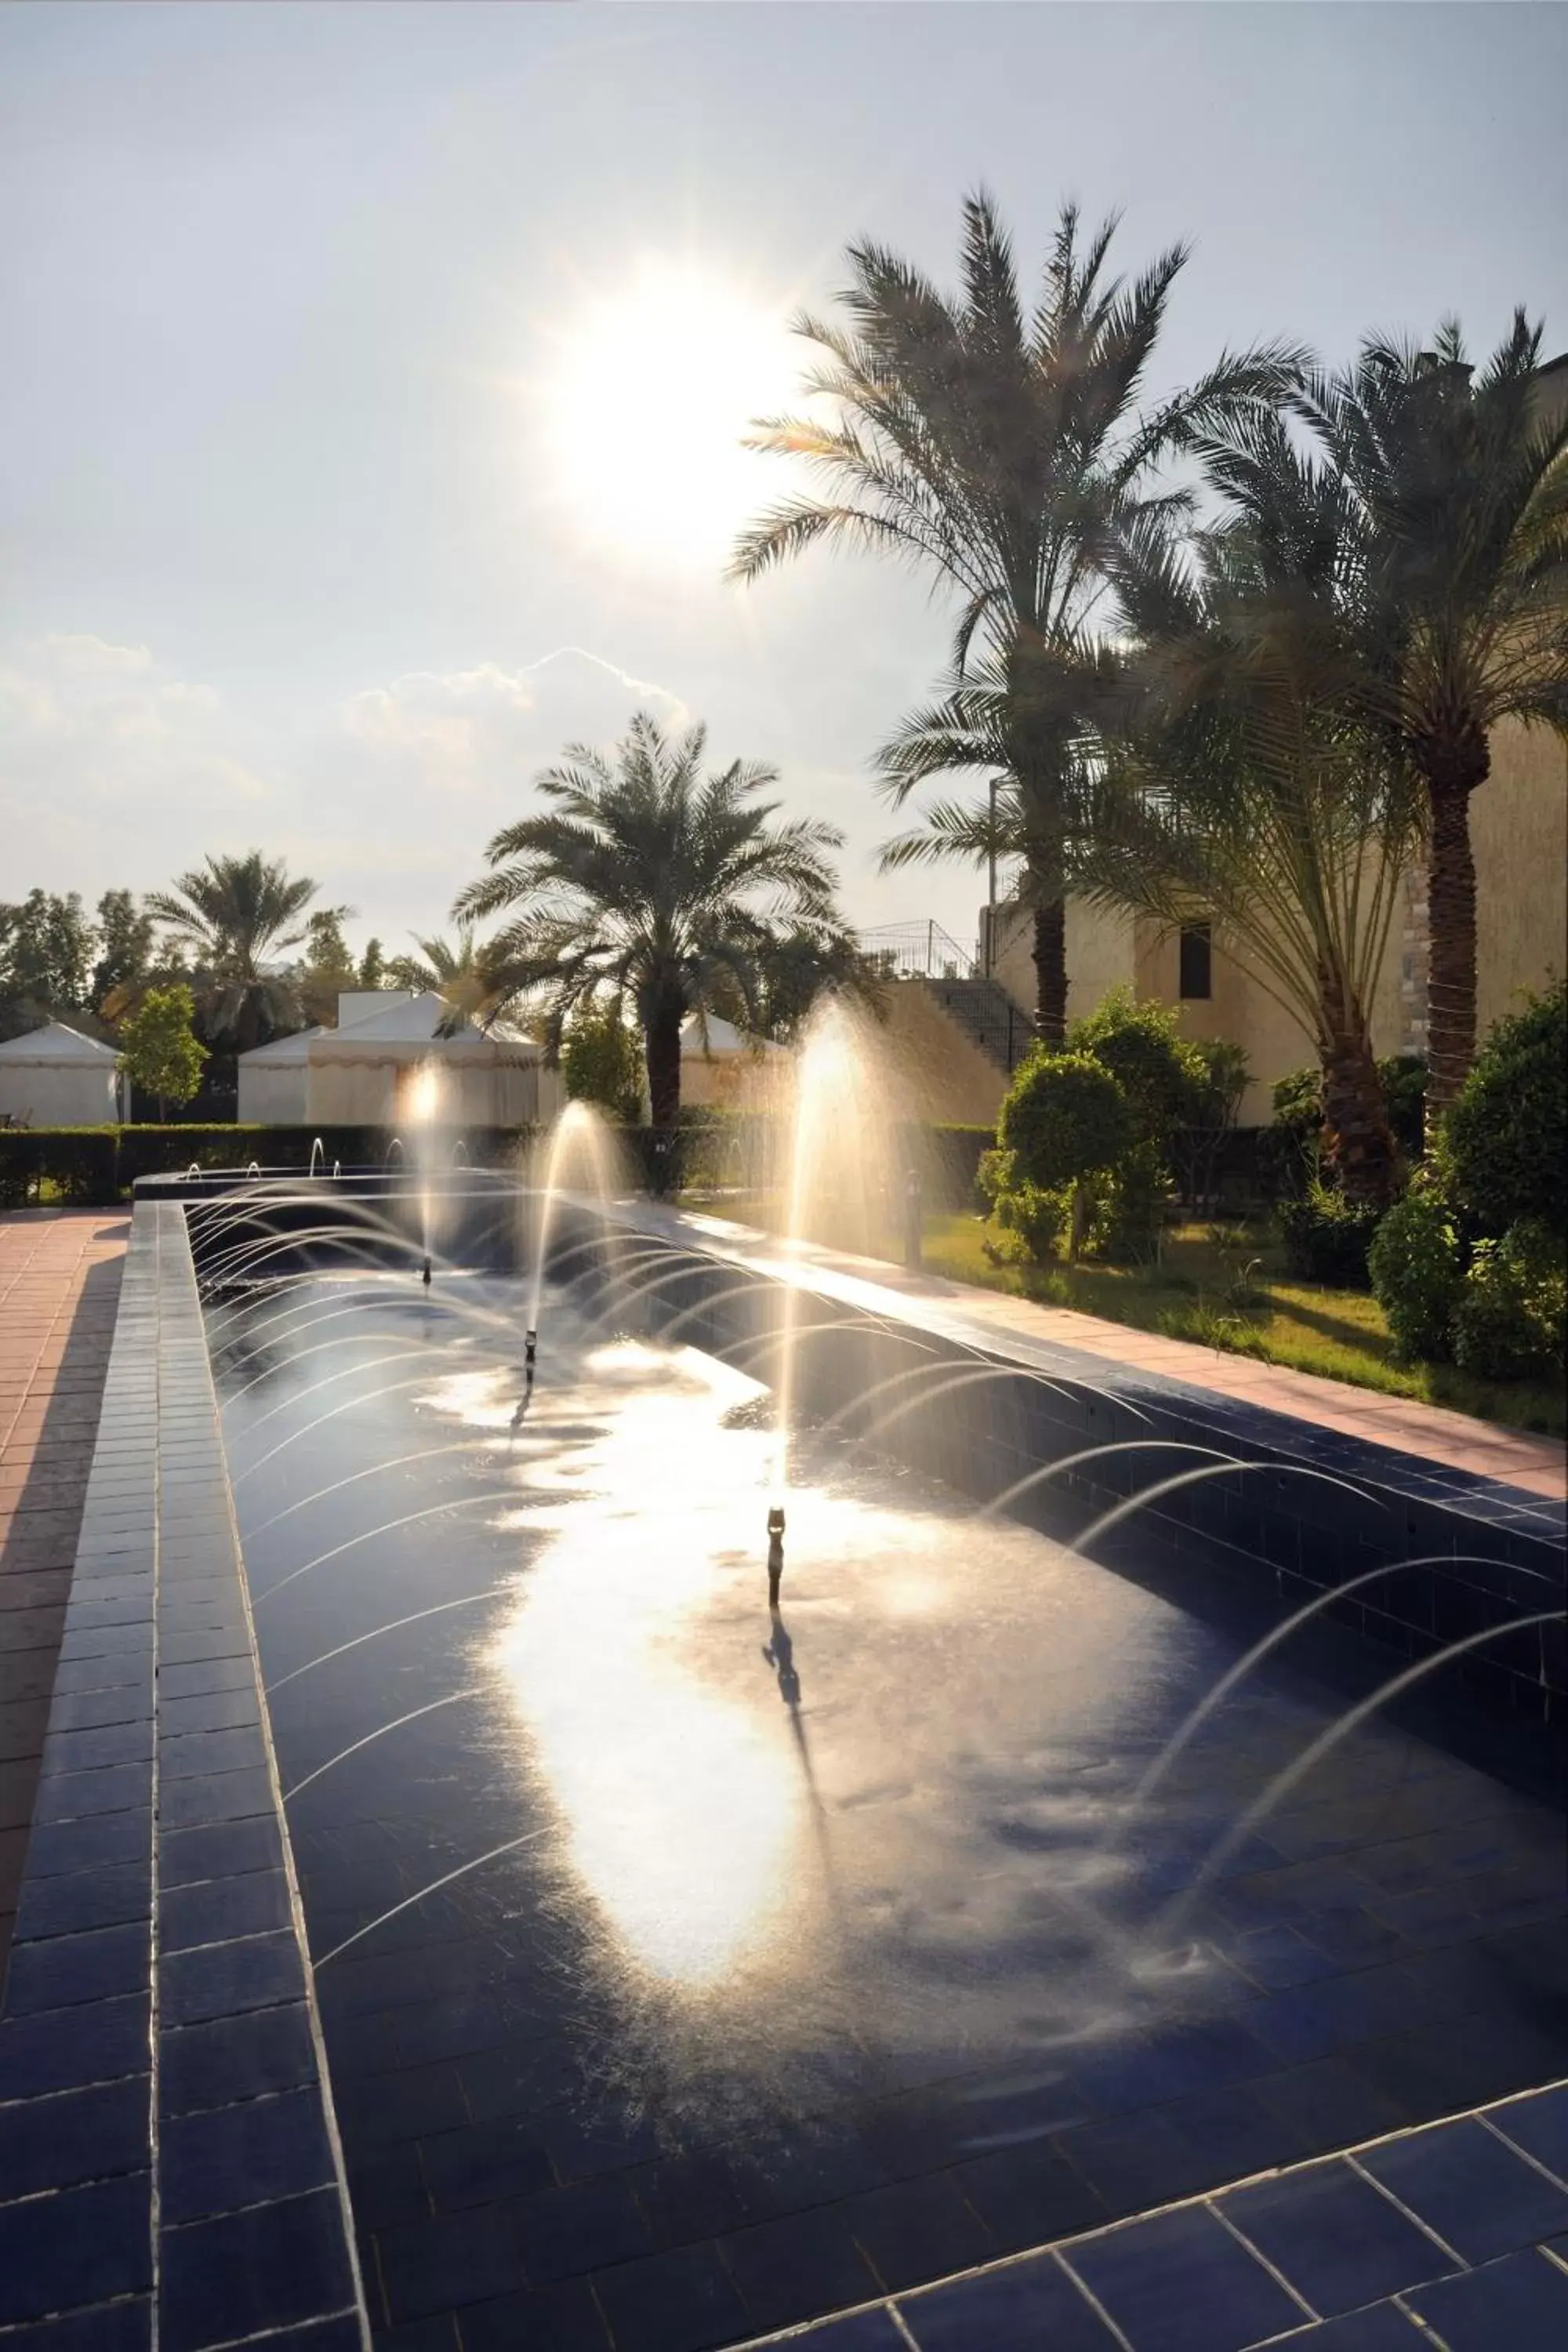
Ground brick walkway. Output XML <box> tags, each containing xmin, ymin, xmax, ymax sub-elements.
<box><xmin>0</xmin><ymin>1208</ymin><xmax>128</xmax><ymax>1991</ymax></box>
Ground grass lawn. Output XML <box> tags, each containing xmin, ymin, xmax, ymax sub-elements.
<box><xmin>919</xmin><ymin>1213</ymin><xmax>1565</xmax><ymax>1440</ymax></box>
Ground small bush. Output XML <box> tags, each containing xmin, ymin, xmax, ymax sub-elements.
<box><xmin>1100</xmin><ymin>1142</ymin><xmax>1173</xmax><ymax>1264</ymax></box>
<box><xmin>1276</xmin><ymin>1181</ymin><xmax>1381</xmax><ymax>1287</ymax></box>
<box><xmin>1453</xmin><ymin>1220</ymin><xmax>1567</xmax><ymax>1381</ymax></box>
<box><xmin>1445</xmin><ymin>982</ymin><xmax>1567</xmax><ymax>1236</ymax></box>
<box><xmin>978</xmin><ymin>1148</ymin><xmax>1068</xmax><ymax>1261</ymax></box>
<box><xmin>1069</xmin><ymin>989</ymin><xmax>1206</xmax><ymax>1151</ymax></box>
<box><xmin>1368</xmin><ymin>1185</ymin><xmax>1463</xmax><ymax>1360</ymax></box>
<box><xmin>999</xmin><ymin>1049</ymin><xmax>1131</xmax><ymax>1191</ymax></box>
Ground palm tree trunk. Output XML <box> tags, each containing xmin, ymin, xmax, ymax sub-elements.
<box><xmin>645</xmin><ymin>1001</ymin><xmax>683</xmax><ymax>1130</ymax></box>
<box><xmin>1422</xmin><ymin>738</ymin><xmax>1487</xmax><ymax>1134</ymax></box>
<box><xmin>1317</xmin><ymin>965</ymin><xmax>1397</xmax><ymax>1209</ymax></box>
<box><xmin>1031</xmin><ymin>895</ymin><xmax>1067</xmax><ymax>1045</ymax></box>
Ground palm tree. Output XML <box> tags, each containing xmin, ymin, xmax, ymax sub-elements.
<box><xmin>1296</xmin><ymin>317</ymin><xmax>1568</xmax><ymax>1125</ymax></box>
<box><xmin>145</xmin><ymin>851</ymin><xmax>331</xmax><ymax>1049</ymax></box>
<box><xmin>1073</xmin><ymin>426</ymin><xmax>1423</xmax><ymax>1206</ymax></box>
<box><xmin>454</xmin><ymin>713</ymin><xmax>851</xmax><ymax>1125</ymax></box>
<box><xmin>383</xmin><ymin>924</ymin><xmax>521</xmax><ymax>1029</ymax></box>
<box><xmin>729</xmin><ymin>192</ymin><xmax>1298</xmax><ymax>1039</ymax></box>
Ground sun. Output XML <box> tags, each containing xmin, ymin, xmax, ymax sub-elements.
<box><xmin>535</xmin><ymin>260</ymin><xmax>799</xmax><ymax>574</ymax></box>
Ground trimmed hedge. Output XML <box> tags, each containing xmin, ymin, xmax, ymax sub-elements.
<box><xmin>0</xmin><ymin>1124</ymin><xmax>542</xmax><ymax>1208</ymax></box>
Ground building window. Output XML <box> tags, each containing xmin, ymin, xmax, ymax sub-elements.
<box><xmin>1179</xmin><ymin>923</ymin><xmax>1212</xmax><ymax>1000</ymax></box>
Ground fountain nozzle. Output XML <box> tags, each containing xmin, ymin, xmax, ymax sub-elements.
<box><xmin>421</xmin><ymin>1257</ymin><xmax>432</xmax><ymax>1287</ymax></box>
<box><xmin>525</xmin><ymin>1328</ymin><xmax>537</xmax><ymax>1367</ymax></box>
<box><xmin>766</xmin><ymin>1504</ymin><xmax>786</xmax><ymax>1608</ymax></box>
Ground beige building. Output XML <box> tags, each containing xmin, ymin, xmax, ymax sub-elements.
<box><xmin>980</xmin><ymin>712</ymin><xmax>1567</xmax><ymax>1124</ymax></box>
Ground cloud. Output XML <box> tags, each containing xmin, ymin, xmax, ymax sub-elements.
<box><xmin>0</xmin><ymin>635</ymin><xmax>270</xmax><ymax>888</ymax></box>
<box><xmin>342</xmin><ymin>645</ymin><xmax>689</xmax><ymax>786</ymax></box>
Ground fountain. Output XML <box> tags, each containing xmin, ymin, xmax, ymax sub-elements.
<box><xmin>103</xmin><ymin>1003</ymin><xmax>1563</xmax><ymax>2352</ymax></box>
<box><xmin>309</xmin><ymin>1134</ymin><xmax>325</xmax><ymax>1178</ymax></box>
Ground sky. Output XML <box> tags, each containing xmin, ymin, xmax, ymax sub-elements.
<box><xmin>3</xmin><ymin>1</ymin><xmax>1566</xmax><ymax>969</ymax></box>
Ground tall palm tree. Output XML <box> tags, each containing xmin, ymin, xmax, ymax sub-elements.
<box><xmin>145</xmin><ymin>851</ymin><xmax>329</xmax><ymax>1049</ymax></box>
<box><xmin>383</xmin><ymin>924</ymin><xmax>520</xmax><ymax>1029</ymax></box>
<box><xmin>454</xmin><ymin>713</ymin><xmax>851</xmax><ymax>1125</ymax></box>
<box><xmin>1297</xmin><ymin>317</ymin><xmax>1568</xmax><ymax>1124</ymax></box>
<box><xmin>1074</xmin><ymin>426</ymin><xmax>1423</xmax><ymax>1206</ymax></box>
<box><xmin>729</xmin><ymin>192</ymin><xmax>1298</xmax><ymax>1038</ymax></box>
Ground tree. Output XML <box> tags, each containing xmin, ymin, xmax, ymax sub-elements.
<box><xmin>383</xmin><ymin>924</ymin><xmax>519</xmax><ymax>1029</ymax></box>
<box><xmin>455</xmin><ymin>712</ymin><xmax>851</xmax><ymax>1125</ymax></box>
<box><xmin>298</xmin><ymin>909</ymin><xmax>358</xmax><ymax>1027</ymax></box>
<box><xmin>561</xmin><ymin>1002</ymin><xmax>645</xmax><ymax>1123</ymax></box>
<box><xmin>358</xmin><ymin>938</ymin><xmax>387</xmax><ymax>990</ymax></box>
<box><xmin>730</xmin><ymin>192</ymin><xmax>1296</xmax><ymax>1038</ymax></box>
<box><xmin>1297</xmin><ymin>317</ymin><xmax>1568</xmax><ymax>1125</ymax></box>
<box><xmin>1075</xmin><ymin>420</ymin><xmax>1422</xmax><ymax>1206</ymax></box>
<box><xmin>145</xmin><ymin>852</ymin><xmax>327</xmax><ymax>1049</ymax></box>
<box><xmin>0</xmin><ymin>889</ymin><xmax>96</xmax><ymax>1029</ymax></box>
<box><xmin>118</xmin><ymin>983</ymin><xmax>208</xmax><ymax>1120</ymax></box>
<box><xmin>92</xmin><ymin>891</ymin><xmax>157</xmax><ymax>1013</ymax></box>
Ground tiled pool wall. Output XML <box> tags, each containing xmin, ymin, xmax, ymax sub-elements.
<box><xmin>564</xmin><ymin>1218</ymin><xmax>1566</xmax><ymax>1731</ymax></box>
<box><xmin>0</xmin><ymin>1202</ymin><xmax>369</xmax><ymax>2352</ymax></box>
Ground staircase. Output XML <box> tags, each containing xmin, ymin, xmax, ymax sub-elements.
<box><xmin>920</xmin><ymin>975</ymin><xmax>1032</xmax><ymax>1075</ymax></box>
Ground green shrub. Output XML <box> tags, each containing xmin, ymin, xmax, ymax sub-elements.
<box><xmin>1069</xmin><ymin>989</ymin><xmax>1206</xmax><ymax>1152</ymax></box>
<box><xmin>1379</xmin><ymin>1054</ymin><xmax>1428</xmax><ymax>1163</ymax></box>
<box><xmin>562</xmin><ymin>1003</ymin><xmax>644</xmax><ymax>1123</ymax></box>
<box><xmin>1445</xmin><ymin>982</ymin><xmax>1567</xmax><ymax>1236</ymax></box>
<box><xmin>1452</xmin><ymin>1220</ymin><xmax>1567</xmax><ymax>1381</ymax></box>
<box><xmin>0</xmin><ymin>1128</ymin><xmax>119</xmax><ymax>1207</ymax></box>
<box><xmin>978</xmin><ymin>1149</ymin><xmax>1069</xmax><ymax>1261</ymax></box>
<box><xmin>1368</xmin><ymin>1185</ymin><xmax>1463</xmax><ymax>1360</ymax></box>
<box><xmin>1276</xmin><ymin>1181</ymin><xmax>1381</xmax><ymax>1287</ymax></box>
<box><xmin>999</xmin><ymin>1049</ymin><xmax>1131</xmax><ymax>1190</ymax></box>
<box><xmin>1101</xmin><ymin>1142</ymin><xmax>1173</xmax><ymax>1264</ymax></box>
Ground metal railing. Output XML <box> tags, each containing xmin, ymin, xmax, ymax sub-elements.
<box><xmin>858</xmin><ymin>921</ymin><xmax>978</xmax><ymax>982</ymax></box>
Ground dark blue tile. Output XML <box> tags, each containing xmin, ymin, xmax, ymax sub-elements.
<box><xmin>347</xmin><ymin>2147</ymin><xmax>430</xmax><ymax>2228</ymax></box>
<box><xmin>15</xmin><ymin>1859</ymin><xmax>151</xmax><ymax>1940</ymax></box>
<box><xmin>1359</xmin><ymin>2117</ymin><xmax>1568</xmax><ymax>2264</ymax></box>
<box><xmin>336</xmin><ymin>2060</ymin><xmax>469</xmax><ymax>2148</ymax></box>
<box><xmin>1265</xmin><ymin>2305</ymin><xmax>1428</xmax><ymax>2349</ymax></box>
<box><xmin>1402</xmin><ymin>2248</ymin><xmax>1568</xmax><ymax>2350</ymax></box>
<box><xmin>159</xmin><ymin>1724</ymin><xmax>269</xmax><ymax>1780</ymax></box>
<box><xmin>901</xmin><ymin>2250</ymin><xmax>1118</xmax><ymax>2350</ymax></box>
<box><xmin>1490</xmin><ymin>2085</ymin><xmax>1568</xmax><ymax>2183</ymax></box>
<box><xmin>0</xmin><ymin>2075</ymin><xmax>149</xmax><ymax>2195</ymax></box>
<box><xmin>843</xmin><ymin>2171</ymin><xmax>995</xmax><ymax>2292</ymax></box>
<box><xmin>1053</xmin><ymin>2110</ymin><xmax>1218</xmax><ymax>2215</ymax></box>
<box><xmin>0</xmin><ymin>2171</ymin><xmax>152</xmax><ymax>2325</ymax></box>
<box><xmin>162</xmin><ymin>2085</ymin><xmax>336</xmax><ymax>2223</ymax></box>
<box><xmin>0</xmin><ymin>1993</ymin><xmax>150</xmax><ymax>2100</ymax></box>
<box><xmin>783</xmin><ymin>2315</ymin><xmax>907</xmax><ymax>2352</ymax></box>
<box><xmin>160</xmin><ymin>1929</ymin><xmax>303</xmax><ymax>2025</ymax></box>
<box><xmin>457</xmin><ymin>2280</ymin><xmax>611</xmax><ymax>2352</ymax></box>
<box><xmin>160</xmin><ymin>1868</ymin><xmax>293</xmax><ymax>1953</ymax></box>
<box><xmin>162</xmin><ymin>2186</ymin><xmax>357</xmax><ymax>2352</ymax></box>
<box><xmin>159</xmin><ymin>1811</ymin><xmax>283</xmax><ymax>1887</ymax></box>
<box><xmin>376</xmin><ymin>2205</ymin><xmax>527</xmax><ymax>2324</ymax></box>
<box><xmin>15</xmin><ymin>1811</ymin><xmax>147</xmax><ymax>1878</ymax></box>
<box><xmin>4</xmin><ymin>1919</ymin><xmax>147</xmax><ymax>2013</ymax></box>
<box><xmin>513</xmin><ymin>2171</ymin><xmax>654</xmax><ymax>2284</ymax></box>
<box><xmin>160</xmin><ymin>2001</ymin><xmax>316</xmax><ymax>2116</ymax></box>
<box><xmin>243</xmin><ymin>2322</ymin><xmax>363</xmax><ymax>2352</ymax></box>
<box><xmin>1258</xmin><ymin>2056</ymin><xmax>1416</xmax><ymax>2156</ymax></box>
<box><xmin>158</xmin><ymin>1686</ymin><xmax>261</xmax><ymax>1735</ymax></box>
<box><xmin>0</xmin><ymin>2296</ymin><xmax>152</xmax><ymax>2352</ymax></box>
<box><xmin>30</xmin><ymin>1759</ymin><xmax>151</xmax><ymax>1824</ymax></box>
<box><xmin>953</xmin><ymin>2146</ymin><xmax>1108</xmax><ymax>2255</ymax></box>
<box><xmin>722</xmin><ymin>2206</ymin><xmax>881</xmax><ymax>2334</ymax></box>
<box><xmin>1065</xmin><ymin>2203</ymin><xmax>1305</xmax><ymax>2352</ymax></box>
<box><xmin>419</xmin><ymin>2119</ymin><xmax>554</xmax><ymax>2212</ymax></box>
<box><xmin>1222</xmin><ymin>2159</ymin><xmax>1452</xmax><ymax>2314</ymax></box>
<box><xmin>630</xmin><ymin>2152</ymin><xmax>748</xmax><ymax>2249</ymax></box>
<box><xmin>158</xmin><ymin>1764</ymin><xmax>274</xmax><ymax>1831</ymax></box>
<box><xmin>590</xmin><ymin>2241</ymin><xmax>752</xmax><ymax>2352</ymax></box>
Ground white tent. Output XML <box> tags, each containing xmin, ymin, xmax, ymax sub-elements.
<box><xmin>238</xmin><ymin>993</ymin><xmax>561</xmax><ymax>1127</ymax></box>
<box><xmin>679</xmin><ymin>1014</ymin><xmax>781</xmax><ymax>1108</ymax></box>
<box><xmin>0</xmin><ymin>1022</ymin><xmax>122</xmax><ymax>1127</ymax></box>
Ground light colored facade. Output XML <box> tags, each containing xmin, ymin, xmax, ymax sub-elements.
<box><xmin>985</xmin><ymin>715</ymin><xmax>1566</xmax><ymax>1124</ymax></box>
<box><xmin>238</xmin><ymin>992</ymin><xmax>560</xmax><ymax>1127</ymax></box>
<box><xmin>0</xmin><ymin>1022</ymin><xmax>123</xmax><ymax>1126</ymax></box>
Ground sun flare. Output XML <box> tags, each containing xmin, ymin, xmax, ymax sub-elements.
<box><xmin>535</xmin><ymin>260</ymin><xmax>797</xmax><ymax>572</ymax></box>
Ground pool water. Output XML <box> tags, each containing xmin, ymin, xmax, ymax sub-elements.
<box><xmin>212</xmin><ymin>1270</ymin><xmax>1568</xmax><ymax>2349</ymax></box>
